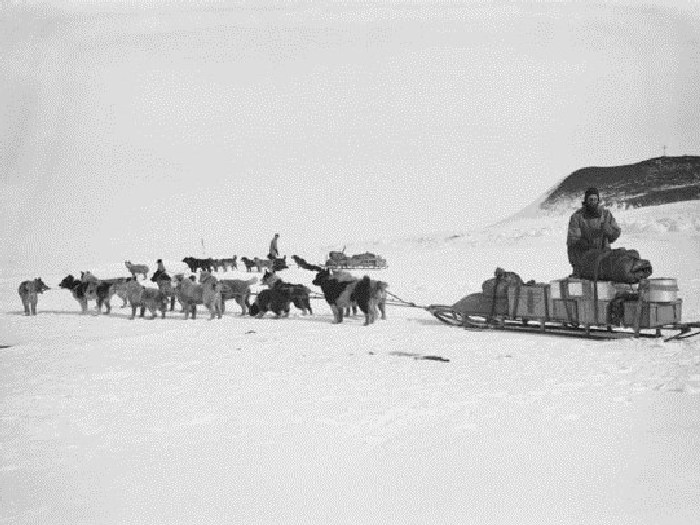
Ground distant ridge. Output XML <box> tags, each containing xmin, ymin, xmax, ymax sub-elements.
<box><xmin>542</xmin><ymin>155</ymin><xmax>700</xmax><ymax>210</ymax></box>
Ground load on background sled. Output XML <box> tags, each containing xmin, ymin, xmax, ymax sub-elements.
<box><xmin>325</xmin><ymin>250</ymin><xmax>387</xmax><ymax>269</ymax></box>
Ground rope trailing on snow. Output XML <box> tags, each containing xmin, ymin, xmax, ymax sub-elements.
<box><xmin>385</xmin><ymin>290</ymin><xmax>415</xmax><ymax>306</ymax></box>
<box><xmin>385</xmin><ymin>291</ymin><xmax>427</xmax><ymax>309</ymax></box>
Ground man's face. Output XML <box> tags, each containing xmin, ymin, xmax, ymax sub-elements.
<box><xmin>586</xmin><ymin>194</ymin><xmax>599</xmax><ymax>207</ymax></box>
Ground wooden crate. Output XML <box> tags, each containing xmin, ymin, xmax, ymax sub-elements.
<box><xmin>551</xmin><ymin>298</ymin><xmax>579</xmax><ymax>323</ymax></box>
<box><xmin>550</xmin><ymin>298</ymin><xmax>613</xmax><ymax>326</ymax></box>
<box><xmin>549</xmin><ymin>279</ymin><xmax>616</xmax><ymax>325</ymax></box>
<box><xmin>623</xmin><ymin>299</ymin><xmax>683</xmax><ymax>328</ymax></box>
<box><xmin>507</xmin><ymin>283</ymin><xmax>550</xmax><ymax>319</ymax></box>
<box><xmin>550</xmin><ymin>279</ymin><xmax>617</xmax><ymax>300</ymax></box>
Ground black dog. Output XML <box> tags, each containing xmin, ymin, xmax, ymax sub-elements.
<box><xmin>249</xmin><ymin>288</ymin><xmax>292</xmax><ymax>318</ymax></box>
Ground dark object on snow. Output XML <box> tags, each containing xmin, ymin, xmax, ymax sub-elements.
<box><xmin>420</xmin><ymin>355</ymin><xmax>450</xmax><ymax>362</ymax></box>
<box><xmin>578</xmin><ymin>248</ymin><xmax>653</xmax><ymax>284</ymax></box>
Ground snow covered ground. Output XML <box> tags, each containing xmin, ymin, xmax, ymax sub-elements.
<box><xmin>2</xmin><ymin>202</ymin><xmax>699</xmax><ymax>525</ymax></box>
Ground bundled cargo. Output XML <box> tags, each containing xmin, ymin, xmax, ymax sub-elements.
<box><xmin>429</xmin><ymin>265</ymin><xmax>697</xmax><ymax>340</ymax></box>
<box><xmin>452</xmin><ymin>292</ymin><xmax>509</xmax><ymax>318</ymax></box>
<box><xmin>452</xmin><ymin>268</ymin><xmax>522</xmax><ymax>318</ymax></box>
<box><xmin>578</xmin><ymin>248</ymin><xmax>653</xmax><ymax>283</ymax></box>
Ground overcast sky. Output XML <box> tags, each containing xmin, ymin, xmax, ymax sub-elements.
<box><xmin>2</xmin><ymin>0</ymin><xmax>699</xmax><ymax>270</ymax></box>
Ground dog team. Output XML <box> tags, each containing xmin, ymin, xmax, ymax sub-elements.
<box><xmin>19</xmin><ymin>254</ymin><xmax>388</xmax><ymax>326</ymax></box>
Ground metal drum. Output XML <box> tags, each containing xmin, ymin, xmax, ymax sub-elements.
<box><xmin>641</xmin><ymin>278</ymin><xmax>678</xmax><ymax>303</ymax></box>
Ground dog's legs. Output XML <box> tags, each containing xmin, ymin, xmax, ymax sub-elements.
<box><xmin>170</xmin><ymin>296</ymin><xmax>175</xmax><ymax>312</ymax></box>
<box><xmin>31</xmin><ymin>299</ymin><xmax>37</xmax><ymax>316</ymax></box>
<box><xmin>371</xmin><ymin>301</ymin><xmax>379</xmax><ymax>324</ymax></box>
<box><xmin>331</xmin><ymin>305</ymin><xmax>342</xmax><ymax>324</ymax></box>
<box><xmin>191</xmin><ymin>304</ymin><xmax>197</xmax><ymax>320</ymax></box>
<box><xmin>130</xmin><ymin>304</ymin><xmax>137</xmax><ymax>320</ymax></box>
<box><xmin>104</xmin><ymin>300</ymin><xmax>111</xmax><ymax>315</ymax></box>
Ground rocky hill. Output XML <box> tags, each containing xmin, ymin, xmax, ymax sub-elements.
<box><xmin>541</xmin><ymin>156</ymin><xmax>700</xmax><ymax>211</ymax></box>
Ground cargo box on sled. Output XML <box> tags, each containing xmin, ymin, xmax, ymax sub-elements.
<box><xmin>452</xmin><ymin>277</ymin><xmax>682</xmax><ymax>329</ymax></box>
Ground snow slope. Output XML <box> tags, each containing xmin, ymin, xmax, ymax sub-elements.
<box><xmin>1</xmin><ymin>202</ymin><xmax>699</xmax><ymax>525</ymax></box>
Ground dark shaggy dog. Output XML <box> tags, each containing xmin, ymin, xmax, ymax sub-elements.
<box><xmin>18</xmin><ymin>278</ymin><xmax>50</xmax><ymax>316</ymax></box>
<box><xmin>59</xmin><ymin>274</ymin><xmax>115</xmax><ymax>314</ymax></box>
<box><xmin>350</xmin><ymin>276</ymin><xmax>388</xmax><ymax>325</ymax></box>
<box><xmin>182</xmin><ymin>257</ymin><xmax>214</xmax><ymax>273</ymax></box>
<box><xmin>261</xmin><ymin>271</ymin><xmax>312</xmax><ymax>315</ymax></box>
<box><xmin>311</xmin><ymin>269</ymin><xmax>386</xmax><ymax>324</ymax></box>
<box><xmin>249</xmin><ymin>288</ymin><xmax>292</xmax><ymax>318</ymax></box>
<box><xmin>221</xmin><ymin>256</ymin><xmax>238</xmax><ymax>271</ymax></box>
<box><xmin>240</xmin><ymin>257</ymin><xmax>258</xmax><ymax>272</ymax></box>
<box><xmin>209</xmin><ymin>258</ymin><xmax>237</xmax><ymax>272</ymax></box>
<box><xmin>311</xmin><ymin>268</ymin><xmax>359</xmax><ymax>324</ymax></box>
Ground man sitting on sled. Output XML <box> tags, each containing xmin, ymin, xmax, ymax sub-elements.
<box><xmin>567</xmin><ymin>187</ymin><xmax>621</xmax><ymax>278</ymax></box>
